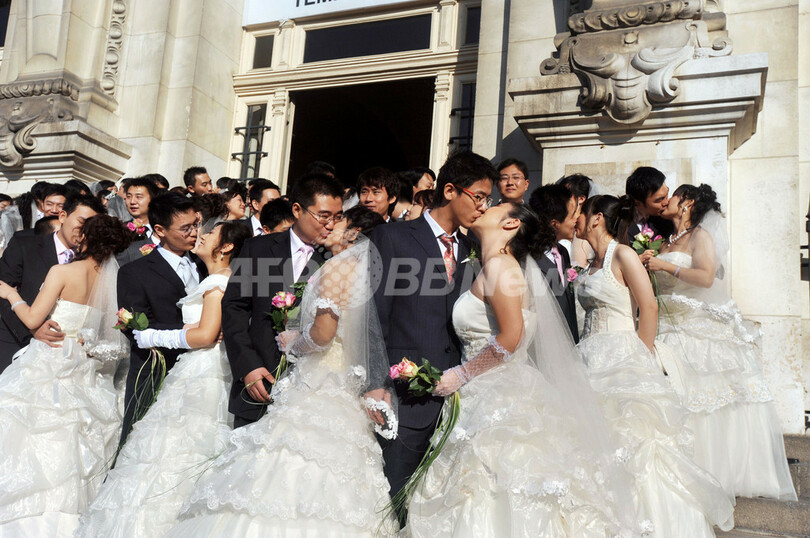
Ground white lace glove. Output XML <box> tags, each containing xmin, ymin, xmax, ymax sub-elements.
<box><xmin>434</xmin><ymin>336</ymin><xmax>512</xmax><ymax>397</ymax></box>
<box><xmin>133</xmin><ymin>328</ymin><xmax>190</xmax><ymax>350</ymax></box>
<box><xmin>282</xmin><ymin>324</ymin><xmax>329</xmax><ymax>358</ymax></box>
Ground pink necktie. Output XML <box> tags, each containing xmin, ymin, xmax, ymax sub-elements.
<box><xmin>293</xmin><ymin>245</ymin><xmax>314</xmax><ymax>281</ymax></box>
<box><xmin>439</xmin><ymin>234</ymin><xmax>456</xmax><ymax>283</ymax></box>
<box><xmin>551</xmin><ymin>246</ymin><xmax>564</xmax><ymax>283</ymax></box>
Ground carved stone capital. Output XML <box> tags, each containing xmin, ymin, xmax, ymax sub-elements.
<box><xmin>0</xmin><ymin>98</ymin><xmax>75</xmax><ymax>168</ymax></box>
<box><xmin>0</xmin><ymin>78</ymin><xmax>80</xmax><ymax>101</ymax></box>
<box><xmin>568</xmin><ymin>0</ymin><xmax>704</xmax><ymax>34</ymax></box>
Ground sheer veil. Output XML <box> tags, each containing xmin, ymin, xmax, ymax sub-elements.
<box><xmin>105</xmin><ymin>194</ymin><xmax>130</xmax><ymax>222</ymax></box>
<box><xmin>0</xmin><ymin>205</ymin><xmax>22</xmax><ymax>256</ymax></box>
<box><xmin>282</xmin><ymin>236</ymin><xmax>397</xmax><ymax>438</ymax></box>
<box><xmin>524</xmin><ymin>258</ymin><xmax>638</xmax><ymax>532</ymax></box>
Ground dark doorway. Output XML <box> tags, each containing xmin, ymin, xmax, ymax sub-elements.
<box><xmin>287</xmin><ymin>77</ymin><xmax>434</xmax><ymax>190</ymax></box>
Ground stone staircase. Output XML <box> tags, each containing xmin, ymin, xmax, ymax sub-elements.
<box><xmin>717</xmin><ymin>435</ymin><xmax>810</xmax><ymax>537</ymax></box>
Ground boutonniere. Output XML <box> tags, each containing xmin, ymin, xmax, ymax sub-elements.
<box><xmin>139</xmin><ymin>243</ymin><xmax>157</xmax><ymax>256</ymax></box>
<box><xmin>127</xmin><ymin>219</ymin><xmax>148</xmax><ymax>239</ymax></box>
<box><xmin>566</xmin><ymin>264</ymin><xmax>587</xmax><ymax>291</ymax></box>
<box><xmin>461</xmin><ymin>248</ymin><xmax>479</xmax><ymax>265</ymax></box>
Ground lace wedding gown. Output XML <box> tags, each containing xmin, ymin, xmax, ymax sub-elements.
<box><xmin>167</xmin><ymin>299</ymin><xmax>397</xmax><ymax>537</ymax></box>
<box><xmin>0</xmin><ymin>300</ymin><xmax>124</xmax><ymax>537</ymax></box>
<box><xmin>576</xmin><ymin>240</ymin><xmax>734</xmax><ymax>537</ymax></box>
<box><xmin>406</xmin><ymin>290</ymin><xmax>628</xmax><ymax>537</ymax></box>
<box><xmin>77</xmin><ymin>274</ymin><xmax>234</xmax><ymax>537</ymax></box>
<box><xmin>655</xmin><ymin>251</ymin><xmax>796</xmax><ymax>500</ymax></box>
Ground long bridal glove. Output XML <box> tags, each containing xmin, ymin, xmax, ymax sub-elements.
<box><xmin>278</xmin><ymin>324</ymin><xmax>329</xmax><ymax>360</ymax></box>
<box><xmin>434</xmin><ymin>336</ymin><xmax>513</xmax><ymax>396</ymax></box>
<box><xmin>133</xmin><ymin>328</ymin><xmax>190</xmax><ymax>350</ymax></box>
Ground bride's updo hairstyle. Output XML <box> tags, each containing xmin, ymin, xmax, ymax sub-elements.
<box><xmin>504</xmin><ymin>203</ymin><xmax>556</xmax><ymax>264</ymax></box>
<box><xmin>672</xmin><ymin>184</ymin><xmax>722</xmax><ymax>226</ymax></box>
<box><xmin>211</xmin><ymin>221</ymin><xmax>252</xmax><ymax>261</ymax></box>
<box><xmin>581</xmin><ymin>194</ymin><xmax>635</xmax><ymax>245</ymax></box>
<box><xmin>76</xmin><ymin>215</ymin><xmax>133</xmax><ymax>264</ymax></box>
<box><xmin>343</xmin><ymin>205</ymin><xmax>385</xmax><ymax>237</ymax></box>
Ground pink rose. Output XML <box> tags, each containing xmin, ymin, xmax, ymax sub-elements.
<box><xmin>126</xmin><ymin>222</ymin><xmax>136</xmax><ymax>232</ymax></box>
<box><xmin>284</xmin><ymin>293</ymin><xmax>296</xmax><ymax>307</ymax></box>
<box><xmin>139</xmin><ymin>243</ymin><xmax>156</xmax><ymax>256</ymax></box>
<box><xmin>641</xmin><ymin>226</ymin><xmax>654</xmax><ymax>239</ymax></box>
<box><xmin>399</xmin><ymin>359</ymin><xmax>418</xmax><ymax>378</ymax></box>
<box><xmin>116</xmin><ymin>308</ymin><xmax>133</xmax><ymax>325</ymax></box>
<box><xmin>389</xmin><ymin>363</ymin><xmax>403</xmax><ymax>380</ymax></box>
<box><xmin>566</xmin><ymin>267</ymin><xmax>579</xmax><ymax>283</ymax></box>
<box><xmin>653</xmin><ymin>235</ymin><xmax>662</xmax><ymax>241</ymax></box>
<box><xmin>272</xmin><ymin>292</ymin><xmax>290</xmax><ymax>309</ymax></box>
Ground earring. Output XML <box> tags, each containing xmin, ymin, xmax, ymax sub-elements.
<box><xmin>682</xmin><ymin>207</ymin><xmax>686</xmax><ymax>215</ymax></box>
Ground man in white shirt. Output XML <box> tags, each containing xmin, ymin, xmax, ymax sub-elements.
<box><xmin>496</xmin><ymin>158</ymin><xmax>530</xmax><ymax>204</ymax></box>
<box><xmin>247</xmin><ymin>179</ymin><xmax>282</xmax><ymax>236</ymax></box>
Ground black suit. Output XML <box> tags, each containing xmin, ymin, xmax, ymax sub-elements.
<box><xmin>222</xmin><ymin>230</ymin><xmax>325</xmax><ymax>426</ymax></box>
<box><xmin>370</xmin><ymin>215</ymin><xmax>475</xmax><ymax>498</ymax></box>
<box><xmin>627</xmin><ymin>216</ymin><xmax>674</xmax><ymax>245</ymax></box>
<box><xmin>117</xmin><ymin>249</ymin><xmax>207</xmax><ymax>445</ymax></box>
<box><xmin>535</xmin><ymin>244</ymin><xmax>579</xmax><ymax>343</ymax></box>
<box><xmin>0</xmin><ymin>233</ymin><xmax>59</xmax><ymax>371</ymax></box>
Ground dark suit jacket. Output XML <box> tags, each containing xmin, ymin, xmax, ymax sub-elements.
<box><xmin>370</xmin><ymin>216</ymin><xmax>475</xmax><ymax>429</ymax></box>
<box><xmin>627</xmin><ymin>216</ymin><xmax>674</xmax><ymax>245</ymax></box>
<box><xmin>117</xmin><ymin>248</ymin><xmax>207</xmax><ymax>440</ymax></box>
<box><xmin>535</xmin><ymin>244</ymin><xmax>579</xmax><ymax>344</ymax></box>
<box><xmin>222</xmin><ymin>230</ymin><xmax>325</xmax><ymax>422</ymax></box>
<box><xmin>0</xmin><ymin>233</ymin><xmax>59</xmax><ymax>371</ymax></box>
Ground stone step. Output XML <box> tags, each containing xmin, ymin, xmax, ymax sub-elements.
<box><xmin>785</xmin><ymin>435</ymin><xmax>810</xmax><ymax>463</ymax></box>
<box><xmin>717</xmin><ymin>529</ymin><xmax>803</xmax><ymax>538</ymax></box>
<box><xmin>731</xmin><ymin>497</ymin><xmax>810</xmax><ymax>536</ymax></box>
<box><xmin>791</xmin><ymin>462</ymin><xmax>810</xmax><ymax>499</ymax></box>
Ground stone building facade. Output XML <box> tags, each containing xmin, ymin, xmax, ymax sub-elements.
<box><xmin>0</xmin><ymin>0</ymin><xmax>808</xmax><ymax>432</ymax></box>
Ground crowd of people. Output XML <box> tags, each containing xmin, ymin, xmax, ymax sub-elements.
<box><xmin>0</xmin><ymin>152</ymin><xmax>797</xmax><ymax>537</ymax></box>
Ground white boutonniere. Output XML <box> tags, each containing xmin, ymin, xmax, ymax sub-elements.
<box><xmin>461</xmin><ymin>248</ymin><xmax>479</xmax><ymax>265</ymax></box>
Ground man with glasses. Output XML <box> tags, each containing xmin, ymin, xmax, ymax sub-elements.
<box><xmin>370</xmin><ymin>151</ymin><xmax>497</xmax><ymax>513</ymax></box>
<box><xmin>222</xmin><ymin>173</ymin><xmax>344</xmax><ymax>428</ymax></box>
<box><xmin>117</xmin><ymin>192</ymin><xmax>208</xmax><ymax>446</ymax></box>
<box><xmin>496</xmin><ymin>158</ymin><xmax>530</xmax><ymax>204</ymax></box>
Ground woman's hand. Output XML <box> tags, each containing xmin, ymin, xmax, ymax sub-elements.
<box><xmin>275</xmin><ymin>330</ymin><xmax>300</xmax><ymax>353</ymax></box>
<box><xmin>645</xmin><ymin>255</ymin><xmax>666</xmax><ymax>272</ymax></box>
<box><xmin>0</xmin><ymin>281</ymin><xmax>17</xmax><ymax>301</ymax></box>
<box><xmin>433</xmin><ymin>368</ymin><xmax>464</xmax><ymax>397</ymax></box>
<box><xmin>639</xmin><ymin>250</ymin><xmax>655</xmax><ymax>268</ymax></box>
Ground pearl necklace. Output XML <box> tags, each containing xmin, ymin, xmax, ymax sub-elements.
<box><xmin>668</xmin><ymin>227</ymin><xmax>693</xmax><ymax>244</ymax></box>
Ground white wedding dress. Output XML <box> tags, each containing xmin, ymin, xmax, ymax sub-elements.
<box><xmin>655</xmin><ymin>251</ymin><xmax>796</xmax><ymax>500</ymax></box>
<box><xmin>76</xmin><ymin>274</ymin><xmax>234</xmax><ymax>537</ymax></box>
<box><xmin>406</xmin><ymin>290</ymin><xmax>629</xmax><ymax>537</ymax></box>
<box><xmin>0</xmin><ymin>300</ymin><xmax>124</xmax><ymax>537</ymax></box>
<box><xmin>167</xmin><ymin>287</ymin><xmax>397</xmax><ymax>535</ymax></box>
<box><xmin>576</xmin><ymin>240</ymin><xmax>734</xmax><ymax>537</ymax></box>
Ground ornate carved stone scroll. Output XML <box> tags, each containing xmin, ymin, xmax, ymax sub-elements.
<box><xmin>0</xmin><ymin>98</ymin><xmax>74</xmax><ymax>167</ymax></box>
<box><xmin>541</xmin><ymin>0</ymin><xmax>732</xmax><ymax>125</ymax></box>
<box><xmin>101</xmin><ymin>0</ymin><xmax>127</xmax><ymax>97</ymax></box>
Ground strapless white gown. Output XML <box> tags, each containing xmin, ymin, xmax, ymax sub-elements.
<box><xmin>0</xmin><ymin>300</ymin><xmax>123</xmax><ymax>537</ymax></box>
<box><xmin>655</xmin><ymin>251</ymin><xmax>796</xmax><ymax>500</ymax></box>
<box><xmin>166</xmin><ymin>324</ymin><xmax>396</xmax><ymax>536</ymax></box>
<box><xmin>406</xmin><ymin>290</ymin><xmax>628</xmax><ymax>537</ymax></box>
<box><xmin>76</xmin><ymin>274</ymin><xmax>235</xmax><ymax>537</ymax></box>
<box><xmin>576</xmin><ymin>240</ymin><xmax>735</xmax><ymax>537</ymax></box>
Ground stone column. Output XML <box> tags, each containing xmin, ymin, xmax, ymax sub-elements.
<box><xmin>509</xmin><ymin>0</ymin><xmax>805</xmax><ymax>432</ymax></box>
<box><xmin>429</xmin><ymin>70</ymin><xmax>452</xmax><ymax>173</ymax></box>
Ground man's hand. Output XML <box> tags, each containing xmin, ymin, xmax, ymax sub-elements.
<box><xmin>363</xmin><ymin>388</ymin><xmax>391</xmax><ymax>425</ymax></box>
<box><xmin>33</xmin><ymin>320</ymin><xmax>65</xmax><ymax>348</ymax></box>
<box><xmin>244</xmin><ymin>367</ymin><xmax>275</xmax><ymax>403</ymax></box>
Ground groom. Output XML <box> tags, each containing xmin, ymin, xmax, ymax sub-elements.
<box><xmin>626</xmin><ymin>166</ymin><xmax>674</xmax><ymax>242</ymax></box>
<box><xmin>371</xmin><ymin>151</ymin><xmax>497</xmax><ymax>500</ymax></box>
<box><xmin>222</xmin><ymin>173</ymin><xmax>344</xmax><ymax>428</ymax></box>
<box><xmin>117</xmin><ymin>192</ymin><xmax>206</xmax><ymax>446</ymax></box>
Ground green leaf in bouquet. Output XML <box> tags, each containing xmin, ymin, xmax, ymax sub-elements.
<box><xmin>133</xmin><ymin>312</ymin><xmax>150</xmax><ymax>331</ymax></box>
<box><xmin>270</xmin><ymin>310</ymin><xmax>285</xmax><ymax>332</ymax></box>
<box><xmin>631</xmin><ymin>240</ymin><xmax>645</xmax><ymax>254</ymax></box>
<box><xmin>648</xmin><ymin>238</ymin><xmax>664</xmax><ymax>252</ymax></box>
<box><xmin>286</xmin><ymin>305</ymin><xmax>301</xmax><ymax>323</ymax></box>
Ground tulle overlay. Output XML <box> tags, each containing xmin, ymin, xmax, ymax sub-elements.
<box><xmin>168</xmin><ymin>339</ymin><xmax>398</xmax><ymax>537</ymax></box>
<box><xmin>77</xmin><ymin>274</ymin><xmax>235</xmax><ymax>537</ymax></box>
<box><xmin>655</xmin><ymin>252</ymin><xmax>796</xmax><ymax>500</ymax></box>
<box><xmin>407</xmin><ymin>291</ymin><xmax>628</xmax><ymax>537</ymax></box>
<box><xmin>576</xmin><ymin>241</ymin><xmax>734</xmax><ymax>537</ymax></box>
<box><xmin>0</xmin><ymin>301</ymin><xmax>123</xmax><ymax>534</ymax></box>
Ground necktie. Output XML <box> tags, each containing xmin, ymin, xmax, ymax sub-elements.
<box><xmin>62</xmin><ymin>249</ymin><xmax>74</xmax><ymax>265</ymax></box>
<box><xmin>293</xmin><ymin>244</ymin><xmax>314</xmax><ymax>282</ymax></box>
<box><xmin>439</xmin><ymin>234</ymin><xmax>456</xmax><ymax>283</ymax></box>
<box><xmin>178</xmin><ymin>257</ymin><xmax>198</xmax><ymax>288</ymax></box>
<box><xmin>551</xmin><ymin>246</ymin><xmax>565</xmax><ymax>284</ymax></box>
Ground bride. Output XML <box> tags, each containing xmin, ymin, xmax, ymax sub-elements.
<box><xmin>0</xmin><ymin>214</ymin><xmax>132</xmax><ymax>537</ymax></box>
<box><xmin>76</xmin><ymin>221</ymin><xmax>252</xmax><ymax>537</ymax></box>
<box><xmin>406</xmin><ymin>202</ymin><xmax>637</xmax><ymax>537</ymax></box>
<box><xmin>167</xmin><ymin>206</ymin><xmax>397</xmax><ymax>537</ymax></box>
<box><xmin>641</xmin><ymin>184</ymin><xmax>796</xmax><ymax>500</ymax></box>
<box><xmin>574</xmin><ymin>194</ymin><xmax>735</xmax><ymax>537</ymax></box>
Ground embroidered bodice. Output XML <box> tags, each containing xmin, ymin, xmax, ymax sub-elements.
<box><xmin>576</xmin><ymin>240</ymin><xmax>635</xmax><ymax>338</ymax></box>
<box><xmin>51</xmin><ymin>299</ymin><xmax>100</xmax><ymax>339</ymax></box>
<box><xmin>656</xmin><ymin>251</ymin><xmax>693</xmax><ymax>296</ymax></box>
<box><xmin>452</xmin><ymin>290</ymin><xmax>535</xmax><ymax>362</ymax></box>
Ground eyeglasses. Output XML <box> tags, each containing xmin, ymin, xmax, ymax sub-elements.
<box><xmin>455</xmin><ymin>185</ymin><xmax>492</xmax><ymax>209</ymax></box>
<box><xmin>305</xmin><ymin>207</ymin><xmax>345</xmax><ymax>225</ymax></box>
<box><xmin>173</xmin><ymin>219</ymin><xmax>202</xmax><ymax>237</ymax></box>
<box><xmin>499</xmin><ymin>174</ymin><xmax>526</xmax><ymax>182</ymax></box>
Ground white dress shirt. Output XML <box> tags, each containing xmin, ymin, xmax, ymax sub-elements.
<box><xmin>53</xmin><ymin>233</ymin><xmax>73</xmax><ymax>264</ymax></box>
<box><xmin>251</xmin><ymin>215</ymin><xmax>264</xmax><ymax>237</ymax></box>
<box><xmin>157</xmin><ymin>245</ymin><xmax>200</xmax><ymax>289</ymax></box>
<box><xmin>289</xmin><ymin>227</ymin><xmax>314</xmax><ymax>282</ymax></box>
<box><xmin>424</xmin><ymin>210</ymin><xmax>459</xmax><ymax>260</ymax></box>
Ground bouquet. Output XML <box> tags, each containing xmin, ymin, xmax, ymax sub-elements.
<box><xmin>386</xmin><ymin>357</ymin><xmax>462</xmax><ymax>521</ymax></box>
<box><xmin>114</xmin><ymin>308</ymin><xmax>166</xmax><ymax>422</ymax></box>
<box><xmin>267</xmin><ymin>282</ymin><xmax>307</xmax><ymax>385</ymax></box>
<box><xmin>631</xmin><ymin>225</ymin><xmax>664</xmax><ymax>297</ymax></box>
